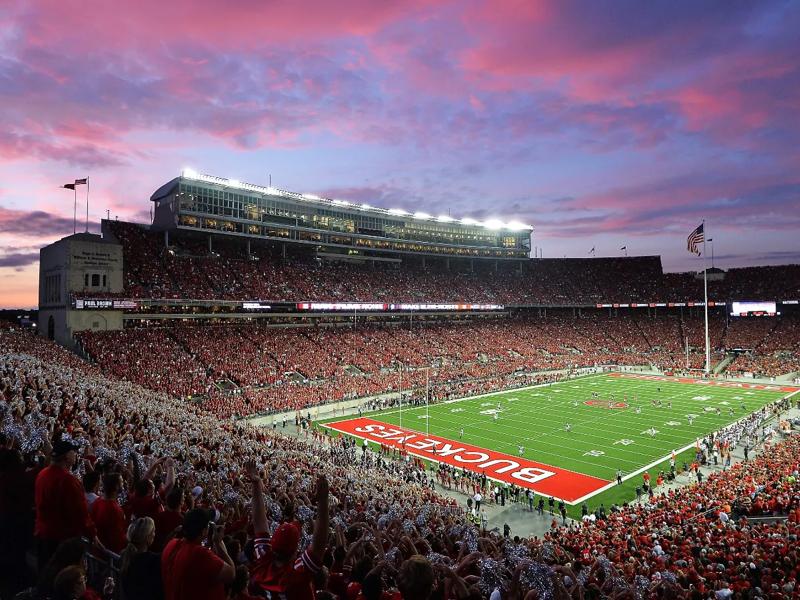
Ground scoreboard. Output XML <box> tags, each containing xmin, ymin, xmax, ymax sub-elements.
<box><xmin>729</xmin><ymin>301</ymin><xmax>779</xmax><ymax>317</ymax></box>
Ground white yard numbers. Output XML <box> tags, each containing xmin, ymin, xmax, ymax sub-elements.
<box><xmin>614</xmin><ymin>439</ymin><xmax>635</xmax><ymax>446</ymax></box>
<box><xmin>450</xmin><ymin>408</ymin><xmax>464</xmax><ymax>413</ymax></box>
<box><xmin>480</xmin><ymin>409</ymin><xmax>502</xmax><ymax>415</ymax></box>
<box><xmin>692</xmin><ymin>395</ymin><xmax>712</xmax><ymax>401</ymax></box>
<box><xmin>584</xmin><ymin>450</ymin><xmax>605</xmax><ymax>457</ymax></box>
<box><xmin>665</xmin><ymin>421</ymin><xmax>681</xmax><ymax>427</ymax></box>
<box><xmin>418</xmin><ymin>414</ymin><xmax>430</xmax><ymax>419</ymax></box>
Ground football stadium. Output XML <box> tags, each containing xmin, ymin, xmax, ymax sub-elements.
<box><xmin>3</xmin><ymin>168</ymin><xmax>799</xmax><ymax>599</ymax></box>
<box><xmin>3</xmin><ymin>3</ymin><xmax>800</xmax><ymax>597</ymax></box>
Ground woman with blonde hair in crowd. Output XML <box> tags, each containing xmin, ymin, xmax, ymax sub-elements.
<box><xmin>118</xmin><ymin>516</ymin><xmax>163</xmax><ymax>600</ymax></box>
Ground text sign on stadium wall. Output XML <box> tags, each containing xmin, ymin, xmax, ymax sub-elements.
<box><xmin>325</xmin><ymin>417</ymin><xmax>610</xmax><ymax>503</ymax></box>
<box><xmin>296</xmin><ymin>302</ymin><xmax>504</xmax><ymax>311</ymax></box>
<box><xmin>74</xmin><ymin>298</ymin><xmax>137</xmax><ymax>309</ymax></box>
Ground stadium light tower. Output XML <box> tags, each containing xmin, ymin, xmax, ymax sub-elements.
<box><xmin>708</xmin><ymin>238</ymin><xmax>714</xmax><ymax>269</ymax></box>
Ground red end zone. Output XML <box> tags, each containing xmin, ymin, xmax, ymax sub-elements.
<box><xmin>324</xmin><ymin>417</ymin><xmax>610</xmax><ymax>503</ymax></box>
<box><xmin>608</xmin><ymin>372</ymin><xmax>800</xmax><ymax>393</ymax></box>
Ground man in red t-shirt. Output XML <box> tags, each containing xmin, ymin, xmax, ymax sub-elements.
<box><xmin>90</xmin><ymin>472</ymin><xmax>127</xmax><ymax>553</ymax></box>
<box><xmin>154</xmin><ymin>487</ymin><xmax>184</xmax><ymax>552</ymax></box>
<box><xmin>34</xmin><ymin>440</ymin><xmax>96</xmax><ymax>568</ymax></box>
<box><xmin>246</xmin><ymin>461</ymin><xmax>329</xmax><ymax>600</ymax></box>
<box><xmin>161</xmin><ymin>508</ymin><xmax>235</xmax><ymax>600</ymax></box>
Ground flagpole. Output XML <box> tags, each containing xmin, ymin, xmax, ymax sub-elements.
<box><xmin>73</xmin><ymin>187</ymin><xmax>77</xmax><ymax>234</ymax></box>
<box><xmin>703</xmin><ymin>220</ymin><xmax>710</xmax><ymax>376</ymax></box>
<box><xmin>85</xmin><ymin>176</ymin><xmax>90</xmax><ymax>232</ymax></box>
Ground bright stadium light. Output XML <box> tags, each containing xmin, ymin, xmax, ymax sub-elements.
<box><xmin>414</xmin><ymin>211</ymin><xmax>432</xmax><ymax>220</ymax></box>
<box><xmin>437</xmin><ymin>215</ymin><xmax>455</xmax><ymax>222</ymax></box>
<box><xmin>460</xmin><ymin>217</ymin><xmax>479</xmax><ymax>225</ymax></box>
<box><xmin>303</xmin><ymin>193</ymin><xmax>321</xmax><ymax>200</ymax></box>
<box><xmin>360</xmin><ymin>203</ymin><xmax>373</xmax><ymax>210</ymax></box>
<box><xmin>228</xmin><ymin>179</ymin><xmax>241</xmax><ymax>188</ymax></box>
<box><xmin>483</xmin><ymin>218</ymin><xmax>504</xmax><ymax>229</ymax></box>
<box><xmin>506</xmin><ymin>220</ymin><xmax>531</xmax><ymax>231</ymax></box>
<box><xmin>182</xmin><ymin>168</ymin><xmax>199</xmax><ymax>179</ymax></box>
<box><xmin>388</xmin><ymin>208</ymin><xmax>409</xmax><ymax>216</ymax></box>
<box><xmin>332</xmin><ymin>199</ymin><xmax>351</xmax><ymax>206</ymax></box>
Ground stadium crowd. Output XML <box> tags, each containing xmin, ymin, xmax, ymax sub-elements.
<box><xmin>2</xmin><ymin>326</ymin><xmax>800</xmax><ymax>600</ymax></box>
<box><xmin>76</xmin><ymin>313</ymin><xmax>800</xmax><ymax>418</ymax></box>
<box><xmin>105</xmin><ymin>222</ymin><xmax>800</xmax><ymax>305</ymax></box>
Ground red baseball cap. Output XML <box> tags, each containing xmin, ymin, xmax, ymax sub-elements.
<box><xmin>272</xmin><ymin>522</ymin><xmax>301</xmax><ymax>556</ymax></box>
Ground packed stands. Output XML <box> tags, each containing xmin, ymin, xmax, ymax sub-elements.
<box><xmin>104</xmin><ymin>222</ymin><xmax>800</xmax><ymax>305</ymax></box>
<box><xmin>2</xmin><ymin>327</ymin><xmax>800</xmax><ymax>600</ymax></box>
<box><xmin>74</xmin><ymin>313</ymin><xmax>799</xmax><ymax>419</ymax></box>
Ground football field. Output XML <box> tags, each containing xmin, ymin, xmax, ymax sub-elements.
<box><xmin>322</xmin><ymin>372</ymin><xmax>798</xmax><ymax>509</ymax></box>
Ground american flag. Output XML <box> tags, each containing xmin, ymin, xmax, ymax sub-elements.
<box><xmin>687</xmin><ymin>223</ymin><xmax>704</xmax><ymax>255</ymax></box>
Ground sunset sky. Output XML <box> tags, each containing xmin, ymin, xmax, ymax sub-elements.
<box><xmin>1</xmin><ymin>0</ymin><xmax>799</xmax><ymax>308</ymax></box>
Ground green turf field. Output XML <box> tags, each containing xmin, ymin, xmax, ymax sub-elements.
<box><xmin>321</xmin><ymin>372</ymin><xmax>796</xmax><ymax>514</ymax></box>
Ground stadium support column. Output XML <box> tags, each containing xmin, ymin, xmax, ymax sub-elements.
<box><xmin>164</xmin><ymin>230</ymin><xmax>169</xmax><ymax>248</ymax></box>
<box><xmin>208</xmin><ymin>235</ymin><xmax>212</xmax><ymax>253</ymax></box>
<box><xmin>247</xmin><ymin>239</ymin><xmax>251</xmax><ymax>257</ymax></box>
<box><xmin>703</xmin><ymin>221</ymin><xmax>711</xmax><ymax>376</ymax></box>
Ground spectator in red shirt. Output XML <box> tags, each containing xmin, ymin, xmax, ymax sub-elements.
<box><xmin>153</xmin><ymin>486</ymin><xmax>184</xmax><ymax>552</ymax></box>
<box><xmin>34</xmin><ymin>440</ymin><xmax>96</xmax><ymax>569</ymax></box>
<box><xmin>247</xmin><ymin>461</ymin><xmax>329</xmax><ymax>600</ymax></box>
<box><xmin>161</xmin><ymin>508</ymin><xmax>235</xmax><ymax>600</ymax></box>
<box><xmin>90</xmin><ymin>473</ymin><xmax>127</xmax><ymax>553</ymax></box>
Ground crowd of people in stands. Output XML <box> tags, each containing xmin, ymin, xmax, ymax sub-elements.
<box><xmin>105</xmin><ymin>222</ymin><xmax>800</xmax><ymax>306</ymax></box>
<box><xmin>76</xmin><ymin>312</ymin><xmax>800</xmax><ymax>418</ymax></box>
<box><xmin>2</xmin><ymin>326</ymin><xmax>800</xmax><ymax>600</ymax></box>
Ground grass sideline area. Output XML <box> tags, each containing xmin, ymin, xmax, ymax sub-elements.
<box><xmin>318</xmin><ymin>372</ymin><xmax>795</xmax><ymax>517</ymax></box>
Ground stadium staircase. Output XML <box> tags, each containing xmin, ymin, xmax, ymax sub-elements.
<box><xmin>713</xmin><ymin>353</ymin><xmax>736</xmax><ymax>375</ymax></box>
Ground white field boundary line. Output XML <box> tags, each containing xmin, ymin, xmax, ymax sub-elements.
<box><xmin>569</xmin><ymin>387</ymin><xmax>800</xmax><ymax>505</ymax></box>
